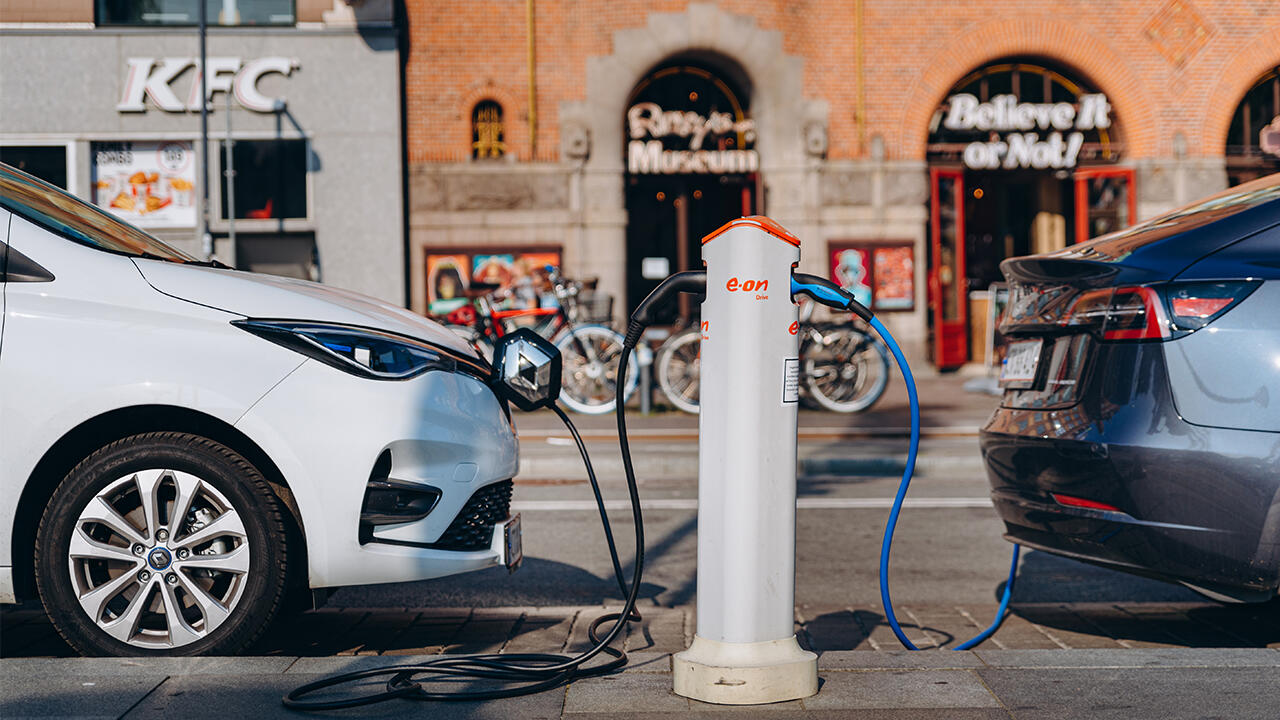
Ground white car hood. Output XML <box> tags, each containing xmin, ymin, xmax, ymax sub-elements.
<box><xmin>133</xmin><ymin>259</ymin><xmax>479</xmax><ymax>358</ymax></box>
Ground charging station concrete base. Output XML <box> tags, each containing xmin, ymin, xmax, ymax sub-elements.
<box><xmin>672</xmin><ymin>635</ymin><xmax>818</xmax><ymax>705</ymax></box>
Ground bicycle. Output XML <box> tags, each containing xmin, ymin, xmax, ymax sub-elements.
<box><xmin>438</xmin><ymin>268</ymin><xmax>639</xmax><ymax>415</ymax></box>
<box><xmin>654</xmin><ymin>300</ymin><xmax>889</xmax><ymax>414</ymax></box>
<box><xmin>653</xmin><ymin>321</ymin><xmax>703</xmax><ymax>414</ymax></box>
<box><xmin>798</xmin><ymin>320</ymin><xmax>890</xmax><ymax>413</ymax></box>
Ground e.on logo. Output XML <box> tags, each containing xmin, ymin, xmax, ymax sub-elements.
<box><xmin>726</xmin><ymin>277</ymin><xmax>769</xmax><ymax>300</ymax></box>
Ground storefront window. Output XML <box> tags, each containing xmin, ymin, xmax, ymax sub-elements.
<box><xmin>96</xmin><ymin>0</ymin><xmax>295</xmax><ymax>26</ymax></box>
<box><xmin>1076</xmin><ymin>169</ymin><xmax>1134</xmax><ymax>240</ymax></box>
<box><xmin>220</xmin><ymin>139</ymin><xmax>308</xmax><ymax>220</ymax></box>
<box><xmin>1226</xmin><ymin>68</ymin><xmax>1280</xmax><ymax>187</ymax></box>
<box><xmin>0</xmin><ymin>146</ymin><xmax>67</xmax><ymax>189</ymax></box>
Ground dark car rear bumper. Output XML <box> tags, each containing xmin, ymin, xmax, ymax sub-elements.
<box><xmin>979</xmin><ymin>343</ymin><xmax>1280</xmax><ymax>599</ymax></box>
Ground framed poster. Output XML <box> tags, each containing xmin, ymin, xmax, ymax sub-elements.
<box><xmin>828</xmin><ymin>241</ymin><xmax>915</xmax><ymax>312</ymax></box>
<box><xmin>426</xmin><ymin>254</ymin><xmax>471</xmax><ymax>315</ymax></box>
<box><xmin>91</xmin><ymin>141</ymin><xmax>196</xmax><ymax>228</ymax></box>
<box><xmin>423</xmin><ymin>247</ymin><xmax>562</xmax><ymax>316</ymax></box>
<box><xmin>829</xmin><ymin>246</ymin><xmax>873</xmax><ymax>310</ymax></box>
<box><xmin>871</xmin><ymin>245</ymin><xmax>915</xmax><ymax>310</ymax></box>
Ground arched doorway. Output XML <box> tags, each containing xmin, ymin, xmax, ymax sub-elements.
<box><xmin>623</xmin><ymin>57</ymin><xmax>759</xmax><ymax>325</ymax></box>
<box><xmin>925</xmin><ymin>59</ymin><xmax>1134</xmax><ymax>368</ymax></box>
<box><xmin>1225</xmin><ymin>67</ymin><xmax>1280</xmax><ymax>188</ymax></box>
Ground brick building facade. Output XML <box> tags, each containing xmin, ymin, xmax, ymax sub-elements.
<box><xmin>405</xmin><ymin>0</ymin><xmax>1280</xmax><ymax>366</ymax></box>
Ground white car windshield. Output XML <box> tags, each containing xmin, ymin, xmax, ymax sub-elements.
<box><xmin>0</xmin><ymin>161</ymin><xmax>196</xmax><ymax>264</ymax></box>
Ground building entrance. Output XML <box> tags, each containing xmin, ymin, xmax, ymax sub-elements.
<box><xmin>626</xmin><ymin>174</ymin><xmax>755</xmax><ymax>325</ymax></box>
<box><xmin>623</xmin><ymin>59</ymin><xmax>758</xmax><ymax>326</ymax></box>
<box><xmin>926</xmin><ymin>60</ymin><xmax>1134</xmax><ymax>368</ymax></box>
<box><xmin>964</xmin><ymin>169</ymin><xmax>1071</xmax><ymax>287</ymax></box>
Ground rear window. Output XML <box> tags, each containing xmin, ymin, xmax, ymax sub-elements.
<box><xmin>0</xmin><ymin>162</ymin><xmax>195</xmax><ymax>264</ymax></box>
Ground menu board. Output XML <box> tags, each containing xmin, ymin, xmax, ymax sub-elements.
<box><xmin>92</xmin><ymin>141</ymin><xmax>197</xmax><ymax>228</ymax></box>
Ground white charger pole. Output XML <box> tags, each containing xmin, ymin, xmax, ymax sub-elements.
<box><xmin>672</xmin><ymin>216</ymin><xmax>818</xmax><ymax>704</ymax></box>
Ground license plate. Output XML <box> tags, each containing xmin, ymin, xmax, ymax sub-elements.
<box><xmin>1000</xmin><ymin>339</ymin><xmax>1043</xmax><ymax>388</ymax></box>
<box><xmin>503</xmin><ymin>514</ymin><xmax>523</xmax><ymax>572</ymax></box>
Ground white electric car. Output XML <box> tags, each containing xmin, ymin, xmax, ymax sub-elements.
<box><xmin>0</xmin><ymin>163</ymin><xmax>522</xmax><ymax>656</ymax></box>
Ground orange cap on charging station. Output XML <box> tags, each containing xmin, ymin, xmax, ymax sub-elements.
<box><xmin>701</xmin><ymin>216</ymin><xmax>801</xmax><ymax>247</ymax></box>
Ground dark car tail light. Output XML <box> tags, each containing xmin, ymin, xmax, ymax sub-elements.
<box><xmin>1162</xmin><ymin>281</ymin><xmax>1260</xmax><ymax>334</ymax></box>
<box><xmin>1062</xmin><ymin>281</ymin><xmax>1258</xmax><ymax>342</ymax></box>
<box><xmin>1102</xmin><ymin>287</ymin><xmax>1168</xmax><ymax>341</ymax></box>
<box><xmin>1063</xmin><ymin>286</ymin><xmax>1168</xmax><ymax>340</ymax></box>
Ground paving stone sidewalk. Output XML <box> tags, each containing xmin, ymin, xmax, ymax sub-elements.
<box><xmin>6</xmin><ymin>601</ymin><xmax>1280</xmax><ymax>659</ymax></box>
<box><xmin>3</xmin><ymin>648</ymin><xmax>1279</xmax><ymax>719</ymax></box>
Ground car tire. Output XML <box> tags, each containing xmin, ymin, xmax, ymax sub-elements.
<box><xmin>34</xmin><ymin>432</ymin><xmax>288</xmax><ymax>656</ymax></box>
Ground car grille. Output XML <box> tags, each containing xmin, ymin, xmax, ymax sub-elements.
<box><xmin>429</xmin><ymin>480</ymin><xmax>513</xmax><ymax>551</ymax></box>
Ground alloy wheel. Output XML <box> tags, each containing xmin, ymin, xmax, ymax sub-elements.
<box><xmin>66</xmin><ymin>469</ymin><xmax>250</xmax><ymax>650</ymax></box>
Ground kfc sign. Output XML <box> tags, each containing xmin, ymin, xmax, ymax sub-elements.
<box><xmin>117</xmin><ymin>57</ymin><xmax>298</xmax><ymax>113</ymax></box>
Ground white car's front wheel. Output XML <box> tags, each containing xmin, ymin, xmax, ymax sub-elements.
<box><xmin>34</xmin><ymin>432</ymin><xmax>288</xmax><ymax>656</ymax></box>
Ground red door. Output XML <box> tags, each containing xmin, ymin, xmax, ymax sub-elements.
<box><xmin>1074</xmin><ymin>167</ymin><xmax>1137</xmax><ymax>244</ymax></box>
<box><xmin>930</xmin><ymin>168</ymin><xmax>967</xmax><ymax>369</ymax></box>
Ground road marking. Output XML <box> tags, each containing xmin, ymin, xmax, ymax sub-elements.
<box><xmin>511</xmin><ymin>497</ymin><xmax>993</xmax><ymax>511</ymax></box>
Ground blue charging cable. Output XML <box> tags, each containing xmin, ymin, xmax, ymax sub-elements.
<box><xmin>869</xmin><ymin>316</ymin><xmax>1021</xmax><ymax>651</ymax></box>
<box><xmin>791</xmin><ymin>273</ymin><xmax>1020</xmax><ymax>651</ymax></box>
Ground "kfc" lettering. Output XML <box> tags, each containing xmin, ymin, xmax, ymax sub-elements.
<box><xmin>117</xmin><ymin>57</ymin><xmax>298</xmax><ymax>113</ymax></box>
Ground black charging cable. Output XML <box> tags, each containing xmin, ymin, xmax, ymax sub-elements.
<box><xmin>282</xmin><ymin>400</ymin><xmax>646</xmax><ymax>711</ymax></box>
<box><xmin>284</xmin><ymin>272</ymin><xmax>712</xmax><ymax>711</ymax></box>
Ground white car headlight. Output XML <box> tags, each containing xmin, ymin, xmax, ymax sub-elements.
<box><xmin>233</xmin><ymin>319</ymin><xmax>491</xmax><ymax>381</ymax></box>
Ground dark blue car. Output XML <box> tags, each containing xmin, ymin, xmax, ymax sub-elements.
<box><xmin>980</xmin><ymin>173</ymin><xmax>1280</xmax><ymax>603</ymax></box>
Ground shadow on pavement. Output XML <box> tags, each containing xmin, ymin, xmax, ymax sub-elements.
<box><xmin>1010</xmin><ymin>549</ymin><xmax>1206</xmax><ymax>603</ymax></box>
<box><xmin>1007</xmin><ymin>550</ymin><xmax>1280</xmax><ymax>648</ymax></box>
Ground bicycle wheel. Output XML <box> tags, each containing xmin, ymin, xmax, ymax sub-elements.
<box><xmin>554</xmin><ymin>324</ymin><xmax>639</xmax><ymax>414</ymax></box>
<box><xmin>801</xmin><ymin>324</ymin><xmax>890</xmax><ymax>413</ymax></box>
<box><xmin>656</xmin><ymin>328</ymin><xmax>701</xmax><ymax>414</ymax></box>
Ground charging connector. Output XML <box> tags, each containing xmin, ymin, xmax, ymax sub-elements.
<box><xmin>627</xmin><ymin>271</ymin><xmax>707</xmax><ymax>346</ymax></box>
<box><xmin>790</xmin><ymin>272</ymin><xmax>873</xmax><ymax>322</ymax></box>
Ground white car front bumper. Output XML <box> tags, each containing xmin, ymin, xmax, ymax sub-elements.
<box><xmin>235</xmin><ymin>358</ymin><xmax>520</xmax><ymax>589</ymax></box>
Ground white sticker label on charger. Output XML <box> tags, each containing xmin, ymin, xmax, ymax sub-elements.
<box><xmin>782</xmin><ymin>357</ymin><xmax>800</xmax><ymax>404</ymax></box>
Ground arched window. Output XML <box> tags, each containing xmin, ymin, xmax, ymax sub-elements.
<box><xmin>1226</xmin><ymin>68</ymin><xmax>1280</xmax><ymax>187</ymax></box>
<box><xmin>471</xmin><ymin>100</ymin><xmax>506</xmax><ymax>159</ymax></box>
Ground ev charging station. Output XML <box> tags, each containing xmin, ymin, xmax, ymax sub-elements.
<box><xmin>287</xmin><ymin>214</ymin><xmax>1017</xmax><ymax>712</ymax></box>
<box><xmin>672</xmin><ymin>217</ymin><xmax>819</xmax><ymax>704</ymax></box>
